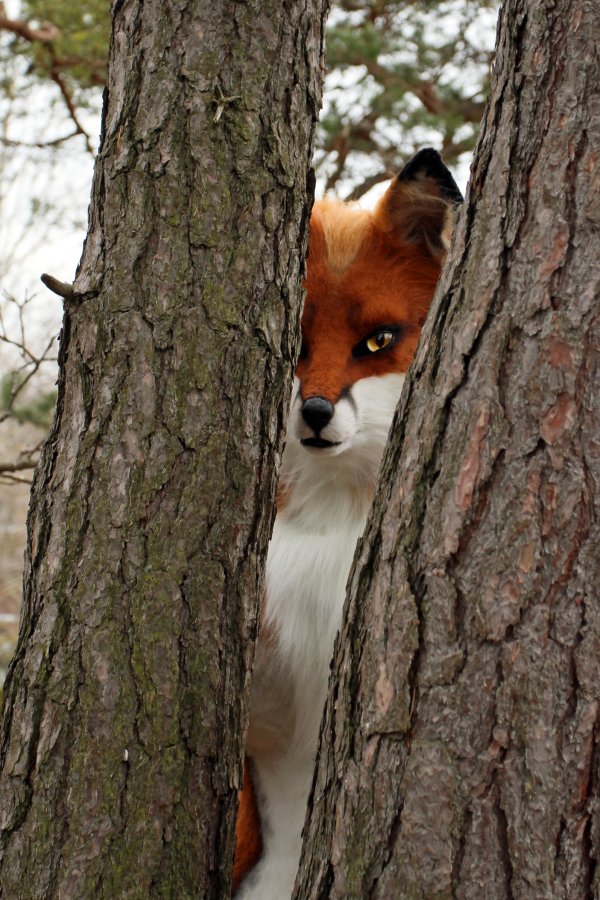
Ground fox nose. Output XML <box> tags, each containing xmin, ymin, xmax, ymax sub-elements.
<box><xmin>301</xmin><ymin>396</ymin><xmax>334</xmax><ymax>432</ymax></box>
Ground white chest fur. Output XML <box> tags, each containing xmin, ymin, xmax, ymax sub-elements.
<box><xmin>240</xmin><ymin>373</ymin><xmax>405</xmax><ymax>899</ymax></box>
<box><xmin>240</xmin><ymin>501</ymin><xmax>368</xmax><ymax>900</ymax></box>
<box><xmin>266</xmin><ymin>506</ymin><xmax>367</xmax><ymax>751</ymax></box>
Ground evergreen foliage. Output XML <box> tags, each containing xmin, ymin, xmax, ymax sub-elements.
<box><xmin>322</xmin><ymin>0</ymin><xmax>498</xmax><ymax>196</ymax></box>
<box><xmin>11</xmin><ymin>0</ymin><xmax>108</xmax><ymax>98</ymax></box>
<box><xmin>0</xmin><ymin>372</ymin><xmax>56</xmax><ymax>428</ymax></box>
<box><xmin>2</xmin><ymin>1</ymin><xmax>498</xmax><ymax>192</ymax></box>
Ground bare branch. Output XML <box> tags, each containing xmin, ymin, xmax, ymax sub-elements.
<box><xmin>0</xmin><ymin>14</ymin><xmax>59</xmax><ymax>44</ymax></box>
<box><xmin>48</xmin><ymin>70</ymin><xmax>94</xmax><ymax>156</ymax></box>
<box><xmin>6</xmin><ymin>336</ymin><xmax>56</xmax><ymax>411</ymax></box>
<box><xmin>0</xmin><ymin>471</ymin><xmax>34</xmax><ymax>485</ymax></box>
<box><xmin>0</xmin><ymin>458</ymin><xmax>38</xmax><ymax>474</ymax></box>
<box><xmin>0</xmin><ymin>11</ymin><xmax>96</xmax><ymax>155</ymax></box>
<box><xmin>353</xmin><ymin>58</ymin><xmax>487</xmax><ymax>124</ymax></box>
<box><xmin>0</xmin><ymin>130</ymin><xmax>83</xmax><ymax>150</ymax></box>
<box><xmin>0</xmin><ymin>293</ymin><xmax>57</xmax><ymax>428</ymax></box>
<box><xmin>46</xmin><ymin>55</ymin><xmax>106</xmax><ymax>86</ymax></box>
<box><xmin>0</xmin><ymin>333</ymin><xmax>39</xmax><ymax>365</ymax></box>
<box><xmin>344</xmin><ymin>170</ymin><xmax>393</xmax><ymax>202</ymax></box>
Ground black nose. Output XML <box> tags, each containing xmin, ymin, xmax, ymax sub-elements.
<box><xmin>301</xmin><ymin>396</ymin><xmax>334</xmax><ymax>432</ymax></box>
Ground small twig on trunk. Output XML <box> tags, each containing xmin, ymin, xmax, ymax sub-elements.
<box><xmin>41</xmin><ymin>273</ymin><xmax>75</xmax><ymax>301</ymax></box>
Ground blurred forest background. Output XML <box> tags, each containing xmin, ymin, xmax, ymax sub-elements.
<box><xmin>0</xmin><ymin>0</ymin><xmax>499</xmax><ymax>679</ymax></box>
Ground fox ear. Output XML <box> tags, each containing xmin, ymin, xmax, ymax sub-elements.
<box><xmin>374</xmin><ymin>148</ymin><xmax>463</xmax><ymax>258</ymax></box>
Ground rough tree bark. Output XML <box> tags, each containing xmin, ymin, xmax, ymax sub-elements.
<box><xmin>0</xmin><ymin>1</ymin><xmax>327</xmax><ymax>896</ymax></box>
<box><xmin>296</xmin><ymin>1</ymin><xmax>600</xmax><ymax>898</ymax></box>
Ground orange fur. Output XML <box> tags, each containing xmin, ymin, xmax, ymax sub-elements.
<box><xmin>312</xmin><ymin>199</ymin><xmax>372</xmax><ymax>272</ymax></box>
<box><xmin>233</xmin><ymin>759</ymin><xmax>262</xmax><ymax>895</ymax></box>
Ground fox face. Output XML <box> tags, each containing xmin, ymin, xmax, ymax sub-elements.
<box><xmin>287</xmin><ymin>148</ymin><xmax>462</xmax><ymax>466</ymax></box>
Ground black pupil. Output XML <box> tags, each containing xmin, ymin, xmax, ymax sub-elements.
<box><xmin>376</xmin><ymin>333</ymin><xmax>387</xmax><ymax>347</ymax></box>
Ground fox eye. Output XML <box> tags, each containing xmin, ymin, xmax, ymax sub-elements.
<box><xmin>366</xmin><ymin>331</ymin><xmax>394</xmax><ymax>353</ymax></box>
<box><xmin>353</xmin><ymin>326</ymin><xmax>400</xmax><ymax>359</ymax></box>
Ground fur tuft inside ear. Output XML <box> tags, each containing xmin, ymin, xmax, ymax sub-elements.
<box><xmin>374</xmin><ymin>148</ymin><xmax>463</xmax><ymax>258</ymax></box>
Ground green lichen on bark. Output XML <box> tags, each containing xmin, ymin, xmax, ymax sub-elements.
<box><xmin>0</xmin><ymin>0</ymin><xmax>329</xmax><ymax>896</ymax></box>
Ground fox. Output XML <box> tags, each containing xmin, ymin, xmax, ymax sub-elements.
<box><xmin>234</xmin><ymin>149</ymin><xmax>462</xmax><ymax>898</ymax></box>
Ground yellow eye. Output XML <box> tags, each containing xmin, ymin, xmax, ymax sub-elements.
<box><xmin>366</xmin><ymin>331</ymin><xmax>394</xmax><ymax>353</ymax></box>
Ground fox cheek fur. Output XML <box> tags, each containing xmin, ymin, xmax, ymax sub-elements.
<box><xmin>233</xmin><ymin>149</ymin><xmax>462</xmax><ymax>898</ymax></box>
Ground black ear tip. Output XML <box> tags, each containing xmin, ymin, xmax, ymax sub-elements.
<box><xmin>397</xmin><ymin>148</ymin><xmax>442</xmax><ymax>182</ymax></box>
<box><xmin>397</xmin><ymin>147</ymin><xmax>463</xmax><ymax>204</ymax></box>
<box><xmin>405</xmin><ymin>147</ymin><xmax>442</xmax><ymax>169</ymax></box>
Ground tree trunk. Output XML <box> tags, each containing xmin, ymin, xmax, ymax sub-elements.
<box><xmin>0</xmin><ymin>1</ymin><xmax>327</xmax><ymax>896</ymax></box>
<box><xmin>296</xmin><ymin>1</ymin><xmax>600</xmax><ymax>898</ymax></box>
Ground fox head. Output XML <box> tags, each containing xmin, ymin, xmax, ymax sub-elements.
<box><xmin>286</xmin><ymin>149</ymin><xmax>461</xmax><ymax>481</ymax></box>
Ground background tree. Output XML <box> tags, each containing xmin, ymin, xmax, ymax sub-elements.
<box><xmin>0</xmin><ymin>0</ymin><xmax>497</xmax><ymax>195</ymax></box>
<box><xmin>296</xmin><ymin>0</ymin><xmax>600</xmax><ymax>896</ymax></box>
<box><xmin>0</xmin><ymin>0</ymin><xmax>498</xmax><ymax>254</ymax></box>
<box><xmin>321</xmin><ymin>0</ymin><xmax>498</xmax><ymax>197</ymax></box>
<box><xmin>0</xmin><ymin>0</ymin><xmax>106</xmax><ymax>145</ymax></box>
<box><xmin>0</xmin><ymin>1</ymin><xmax>327</xmax><ymax>896</ymax></box>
